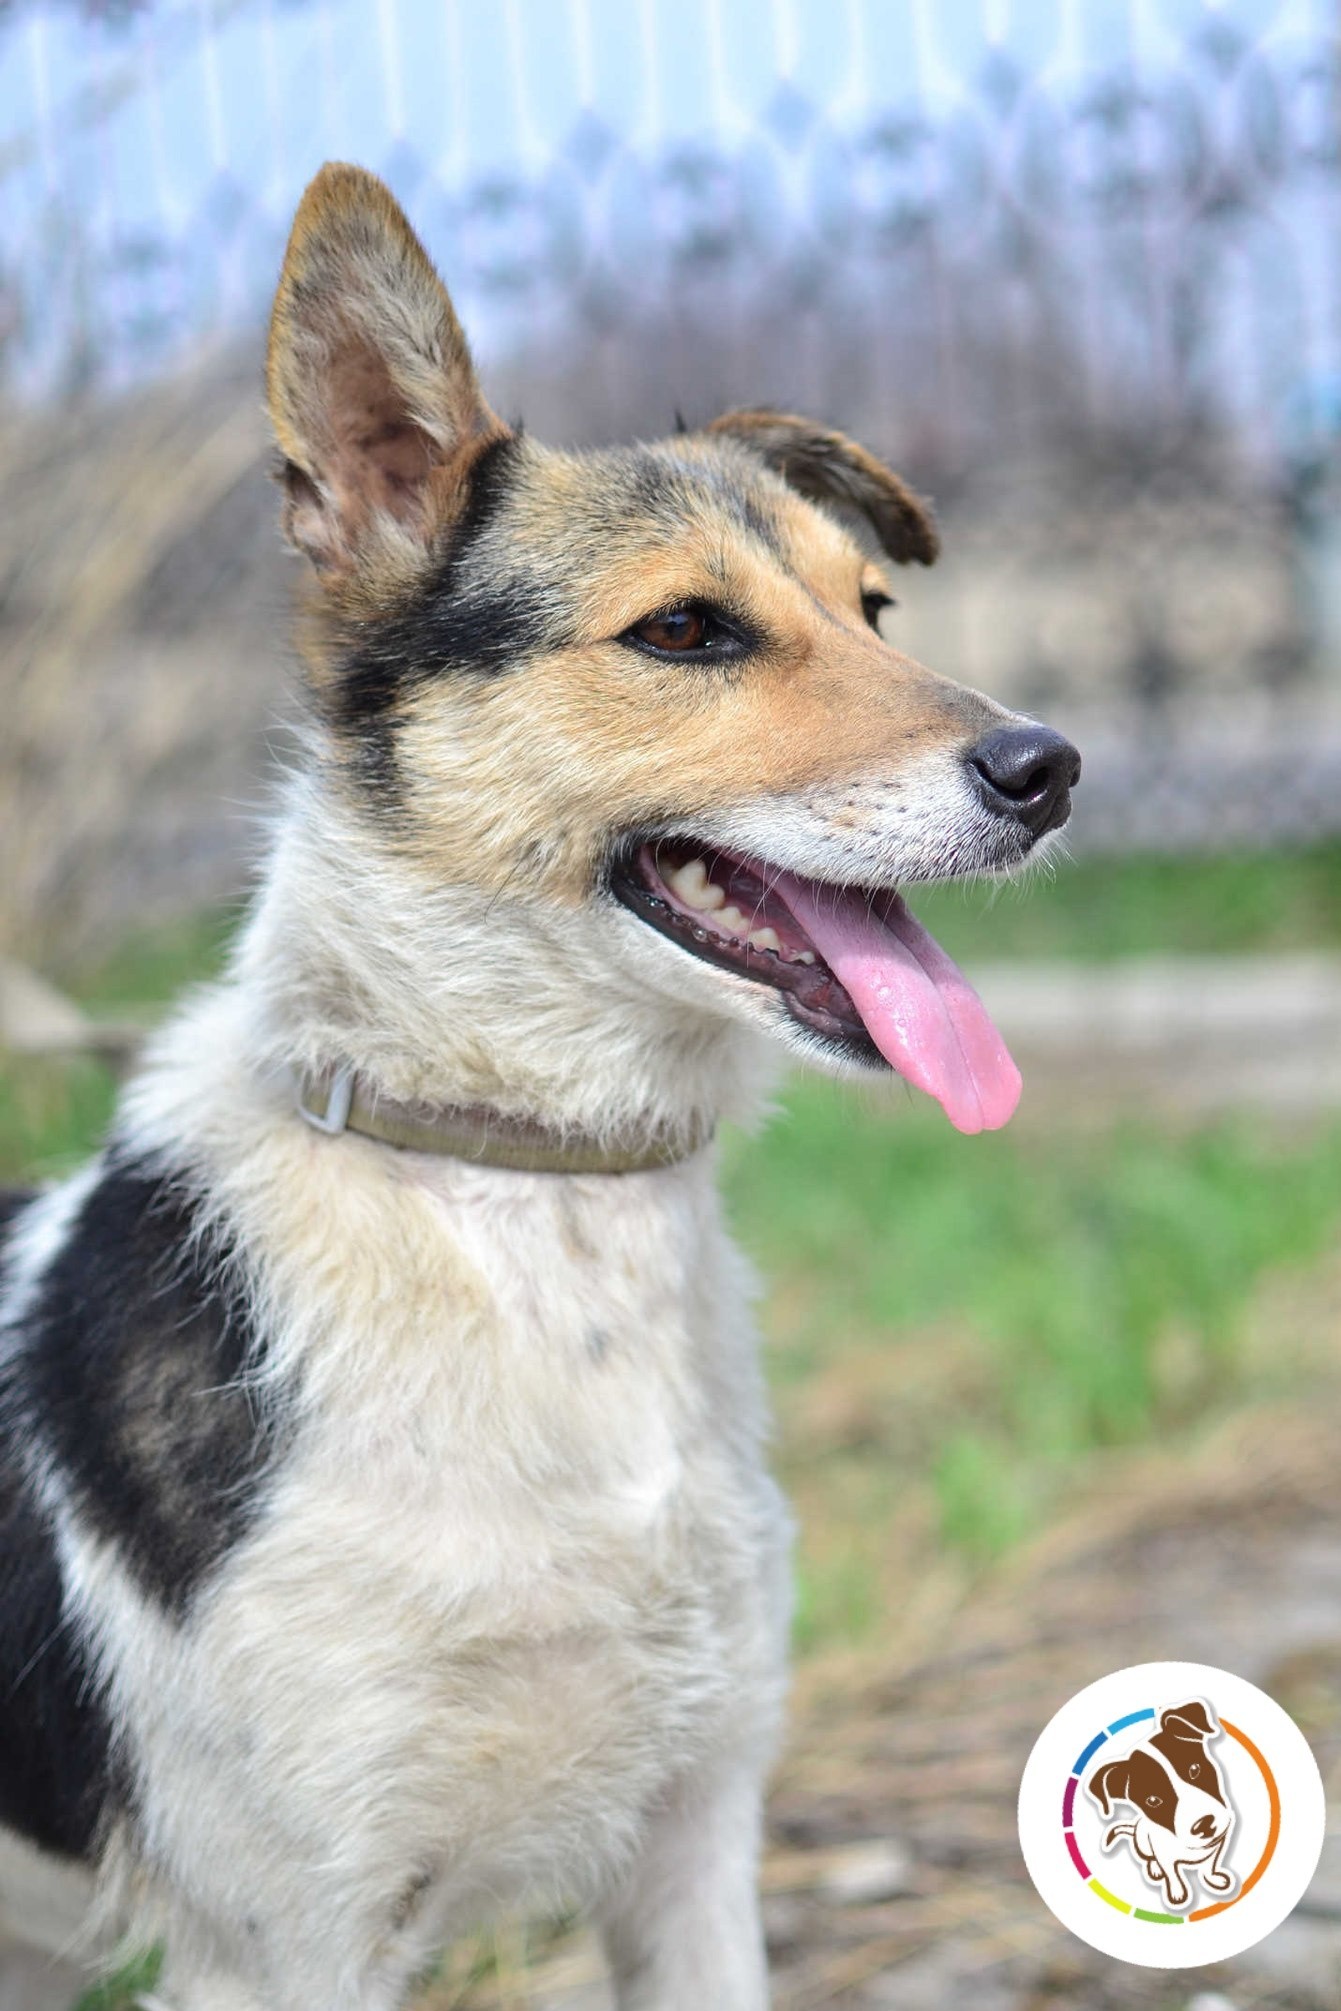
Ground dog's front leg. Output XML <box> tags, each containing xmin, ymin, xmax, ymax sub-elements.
<box><xmin>140</xmin><ymin>1972</ymin><xmax>265</xmax><ymax>2011</ymax></box>
<box><xmin>598</xmin><ymin>1760</ymin><xmax>770</xmax><ymax>2011</ymax></box>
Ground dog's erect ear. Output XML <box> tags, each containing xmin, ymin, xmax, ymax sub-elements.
<box><xmin>267</xmin><ymin>162</ymin><xmax>507</xmax><ymax>578</ymax></box>
<box><xmin>704</xmin><ymin>409</ymin><xmax>939</xmax><ymax>567</ymax></box>
<box><xmin>1088</xmin><ymin>1759</ymin><xmax>1132</xmax><ymax>1816</ymax></box>
<box><xmin>1160</xmin><ymin>1701</ymin><xmax>1216</xmax><ymax>1742</ymax></box>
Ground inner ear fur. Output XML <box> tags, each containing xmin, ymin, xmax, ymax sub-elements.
<box><xmin>705</xmin><ymin>408</ymin><xmax>939</xmax><ymax>567</ymax></box>
<box><xmin>267</xmin><ymin>161</ymin><xmax>507</xmax><ymax>577</ymax></box>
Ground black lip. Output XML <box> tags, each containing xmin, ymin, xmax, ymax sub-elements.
<box><xmin>609</xmin><ymin>840</ymin><xmax>886</xmax><ymax>1068</ymax></box>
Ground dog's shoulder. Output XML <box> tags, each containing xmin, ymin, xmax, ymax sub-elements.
<box><xmin>0</xmin><ymin>1148</ymin><xmax>287</xmax><ymax>1861</ymax></box>
<box><xmin>3</xmin><ymin>1148</ymin><xmax>277</xmax><ymax>1617</ymax></box>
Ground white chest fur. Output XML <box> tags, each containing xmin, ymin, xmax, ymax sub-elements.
<box><xmin>74</xmin><ymin>1129</ymin><xmax>792</xmax><ymax>1980</ymax></box>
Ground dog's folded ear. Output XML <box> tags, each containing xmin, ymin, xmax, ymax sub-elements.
<box><xmin>267</xmin><ymin>162</ymin><xmax>508</xmax><ymax>579</ymax></box>
<box><xmin>1088</xmin><ymin>1759</ymin><xmax>1132</xmax><ymax>1816</ymax></box>
<box><xmin>704</xmin><ymin>410</ymin><xmax>939</xmax><ymax>568</ymax></box>
<box><xmin>1160</xmin><ymin>1700</ymin><xmax>1216</xmax><ymax>1742</ymax></box>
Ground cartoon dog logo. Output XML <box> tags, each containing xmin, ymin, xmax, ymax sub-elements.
<box><xmin>1087</xmin><ymin>1700</ymin><xmax>1238</xmax><ymax>1912</ymax></box>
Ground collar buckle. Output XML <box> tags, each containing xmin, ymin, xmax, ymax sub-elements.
<box><xmin>296</xmin><ymin>1066</ymin><xmax>354</xmax><ymax>1135</ymax></box>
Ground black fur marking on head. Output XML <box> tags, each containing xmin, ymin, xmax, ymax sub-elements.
<box><xmin>0</xmin><ymin>1427</ymin><xmax>114</xmax><ymax>1858</ymax></box>
<box><xmin>329</xmin><ymin>431</ymin><xmax>791</xmax><ymax>802</ymax></box>
<box><xmin>13</xmin><ymin>1150</ymin><xmax>276</xmax><ymax>1616</ymax></box>
<box><xmin>334</xmin><ymin>432</ymin><xmax>544</xmax><ymax>794</ymax></box>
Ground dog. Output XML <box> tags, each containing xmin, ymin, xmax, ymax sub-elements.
<box><xmin>1088</xmin><ymin>1700</ymin><xmax>1238</xmax><ymax>1912</ymax></box>
<box><xmin>0</xmin><ymin>163</ymin><xmax>1079</xmax><ymax>2011</ymax></box>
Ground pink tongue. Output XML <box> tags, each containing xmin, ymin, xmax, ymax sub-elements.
<box><xmin>773</xmin><ymin>874</ymin><xmax>1022</xmax><ymax>1134</ymax></box>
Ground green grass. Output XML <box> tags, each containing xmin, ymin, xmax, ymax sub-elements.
<box><xmin>729</xmin><ymin>1081</ymin><xmax>1341</xmax><ymax>1423</ymax></box>
<box><xmin>724</xmin><ymin>1079</ymin><xmax>1341</xmax><ymax>1647</ymax></box>
<box><xmin>0</xmin><ymin>910</ymin><xmax>236</xmax><ymax>1185</ymax></box>
<box><xmin>0</xmin><ymin>1055</ymin><xmax>120</xmax><ymax>1185</ymax></box>
<box><xmin>907</xmin><ymin>839</ymin><xmax>1341</xmax><ymax>964</ymax></box>
<box><xmin>65</xmin><ymin>906</ymin><xmax>238</xmax><ymax>1012</ymax></box>
<box><xmin>72</xmin><ymin>1951</ymin><xmax>160</xmax><ymax>2011</ymax></box>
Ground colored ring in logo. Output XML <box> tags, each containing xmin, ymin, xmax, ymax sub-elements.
<box><xmin>1060</xmin><ymin>1704</ymin><xmax>1280</xmax><ymax>1923</ymax></box>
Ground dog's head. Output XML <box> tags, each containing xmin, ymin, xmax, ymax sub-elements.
<box><xmin>1088</xmin><ymin>1701</ymin><xmax>1233</xmax><ymax>1850</ymax></box>
<box><xmin>265</xmin><ymin>164</ymin><xmax>1080</xmax><ymax>1131</ymax></box>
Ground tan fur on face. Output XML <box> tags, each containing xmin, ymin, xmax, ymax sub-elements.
<box><xmin>263</xmin><ymin>166</ymin><xmax>995</xmax><ymax>908</ymax></box>
<box><xmin>384</xmin><ymin>438</ymin><xmax>991</xmax><ymax>902</ymax></box>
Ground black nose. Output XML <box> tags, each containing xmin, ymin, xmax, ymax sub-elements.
<box><xmin>1191</xmin><ymin>1814</ymin><xmax>1218</xmax><ymax>1839</ymax></box>
<box><xmin>967</xmin><ymin>724</ymin><xmax>1081</xmax><ymax>838</ymax></box>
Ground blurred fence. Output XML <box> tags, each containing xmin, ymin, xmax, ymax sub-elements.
<box><xmin>2</xmin><ymin>0</ymin><xmax>1341</xmax><ymax>959</ymax></box>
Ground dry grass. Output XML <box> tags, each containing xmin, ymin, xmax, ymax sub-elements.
<box><xmin>0</xmin><ymin>358</ymin><xmax>291</xmax><ymax>965</ymax></box>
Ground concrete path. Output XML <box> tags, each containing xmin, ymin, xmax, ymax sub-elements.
<box><xmin>977</xmin><ymin>953</ymin><xmax>1341</xmax><ymax>1118</ymax></box>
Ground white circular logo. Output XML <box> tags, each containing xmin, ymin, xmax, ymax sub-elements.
<box><xmin>1018</xmin><ymin>1661</ymin><xmax>1325</xmax><ymax>1967</ymax></box>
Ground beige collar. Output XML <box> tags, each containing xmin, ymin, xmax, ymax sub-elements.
<box><xmin>294</xmin><ymin>1068</ymin><xmax>712</xmax><ymax>1175</ymax></box>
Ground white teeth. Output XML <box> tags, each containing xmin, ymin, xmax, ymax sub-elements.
<box><xmin>664</xmin><ymin>857</ymin><xmax>816</xmax><ymax>964</ymax></box>
<box><xmin>668</xmin><ymin>858</ymin><xmax>725</xmax><ymax>911</ymax></box>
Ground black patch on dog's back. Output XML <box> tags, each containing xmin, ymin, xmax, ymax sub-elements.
<box><xmin>14</xmin><ymin>1151</ymin><xmax>272</xmax><ymax>1615</ymax></box>
<box><xmin>0</xmin><ymin>1433</ymin><xmax>113</xmax><ymax>1858</ymax></box>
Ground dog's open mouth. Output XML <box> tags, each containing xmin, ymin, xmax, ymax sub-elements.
<box><xmin>612</xmin><ymin>839</ymin><xmax>1022</xmax><ymax>1133</ymax></box>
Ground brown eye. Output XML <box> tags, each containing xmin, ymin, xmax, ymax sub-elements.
<box><xmin>862</xmin><ymin>589</ymin><xmax>893</xmax><ymax>631</ymax></box>
<box><xmin>633</xmin><ymin>607</ymin><xmax>708</xmax><ymax>652</ymax></box>
<box><xmin>621</xmin><ymin>601</ymin><xmax>753</xmax><ymax>662</ymax></box>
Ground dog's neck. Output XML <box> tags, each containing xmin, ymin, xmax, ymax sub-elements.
<box><xmin>227</xmin><ymin>783</ymin><xmax>779</xmax><ymax>1152</ymax></box>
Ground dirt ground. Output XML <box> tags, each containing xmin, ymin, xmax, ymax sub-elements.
<box><xmin>425</xmin><ymin>1411</ymin><xmax>1341</xmax><ymax>2010</ymax></box>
